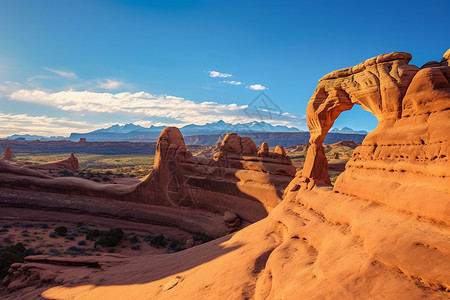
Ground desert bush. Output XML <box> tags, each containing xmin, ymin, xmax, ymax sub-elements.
<box><xmin>102</xmin><ymin>176</ymin><xmax>111</xmax><ymax>182</ymax></box>
<box><xmin>86</xmin><ymin>229</ymin><xmax>101</xmax><ymax>241</ymax></box>
<box><xmin>95</xmin><ymin>228</ymin><xmax>124</xmax><ymax>247</ymax></box>
<box><xmin>0</xmin><ymin>243</ymin><xmax>26</xmax><ymax>279</ymax></box>
<box><xmin>150</xmin><ymin>234</ymin><xmax>166</xmax><ymax>247</ymax></box>
<box><xmin>195</xmin><ymin>233</ymin><xmax>214</xmax><ymax>243</ymax></box>
<box><xmin>54</xmin><ymin>226</ymin><xmax>68</xmax><ymax>236</ymax></box>
<box><xmin>130</xmin><ymin>235</ymin><xmax>140</xmax><ymax>243</ymax></box>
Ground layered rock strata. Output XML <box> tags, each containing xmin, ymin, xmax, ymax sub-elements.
<box><xmin>290</xmin><ymin>50</ymin><xmax>450</xmax><ymax>225</ymax></box>
<box><xmin>124</xmin><ymin>129</ymin><xmax>296</xmax><ymax>222</ymax></box>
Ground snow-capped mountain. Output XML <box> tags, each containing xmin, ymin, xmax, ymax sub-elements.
<box><xmin>330</xmin><ymin>127</ymin><xmax>368</xmax><ymax>134</ymax></box>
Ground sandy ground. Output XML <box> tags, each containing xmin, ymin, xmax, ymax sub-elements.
<box><xmin>0</xmin><ymin>207</ymin><xmax>194</xmax><ymax>258</ymax></box>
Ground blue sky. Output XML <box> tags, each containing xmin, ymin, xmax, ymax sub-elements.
<box><xmin>0</xmin><ymin>0</ymin><xmax>449</xmax><ymax>137</ymax></box>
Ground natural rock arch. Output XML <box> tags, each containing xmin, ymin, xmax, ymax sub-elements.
<box><xmin>300</xmin><ymin>52</ymin><xmax>419</xmax><ymax>187</ymax></box>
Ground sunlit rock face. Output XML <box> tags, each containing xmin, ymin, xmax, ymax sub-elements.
<box><xmin>30</xmin><ymin>153</ymin><xmax>80</xmax><ymax>171</ymax></box>
<box><xmin>124</xmin><ymin>127</ymin><xmax>296</xmax><ymax>222</ymax></box>
<box><xmin>288</xmin><ymin>50</ymin><xmax>450</xmax><ymax>225</ymax></box>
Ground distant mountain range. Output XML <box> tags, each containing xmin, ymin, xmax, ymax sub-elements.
<box><xmin>66</xmin><ymin>121</ymin><xmax>302</xmax><ymax>142</ymax></box>
<box><xmin>5</xmin><ymin>134</ymin><xmax>66</xmax><ymax>141</ymax></box>
<box><xmin>3</xmin><ymin>121</ymin><xmax>368</xmax><ymax>142</ymax></box>
<box><xmin>330</xmin><ymin>127</ymin><xmax>368</xmax><ymax>134</ymax></box>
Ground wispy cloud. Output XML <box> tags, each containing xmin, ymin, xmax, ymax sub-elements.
<box><xmin>220</xmin><ymin>80</ymin><xmax>242</xmax><ymax>85</ymax></box>
<box><xmin>9</xmin><ymin>89</ymin><xmax>303</xmax><ymax>127</ymax></box>
<box><xmin>0</xmin><ymin>112</ymin><xmax>111</xmax><ymax>138</ymax></box>
<box><xmin>209</xmin><ymin>71</ymin><xmax>232</xmax><ymax>78</ymax></box>
<box><xmin>97</xmin><ymin>79</ymin><xmax>124</xmax><ymax>90</ymax></box>
<box><xmin>44</xmin><ymin>68</ymin><xmax>77</xmax><ymax>79</ymax></box>
<box><xmin>247</xmin><ymin>84</ymin><xmax>267</xmax><ymax>91</ymax></box>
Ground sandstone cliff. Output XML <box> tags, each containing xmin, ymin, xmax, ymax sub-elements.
<box><xmin>124</xmin><ymin>128</ymin><xmax>296</xmax><ymax>223</ymax></box>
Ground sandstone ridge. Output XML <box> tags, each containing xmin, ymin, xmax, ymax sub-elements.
<box><xmin>124</xmin><ymin>128</ymin><xmax>296</xmax><ymax>223</ymax></box>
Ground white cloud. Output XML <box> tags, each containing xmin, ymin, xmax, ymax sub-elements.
<box><xmin>9</xmin><ymin>89</ymin><xmax>304</xmax><ymax>128</ymax></box>
<box><xmin>97</xmin><ymin>79</ymin><xmax>124</xmax><ymax>90</ymax></box>
<box><xmin>247</xmin><ymin>84</ymin><xmax>267</xmax><ymax>91</ymax></box>
<box><xmin>0</xmin><ymin>112</ymin><xmax>111</xmax><ymax>138</ymax></box>
<box><xmin>220</xmin><ymin>80</ymin><xmax>242</xmax><ymax>85</ymax></box>
<box><xmin>209</xmin><ymin>71</ymin><xmax>232</xmax><ymax>78</ymax></box>
<box><xmin>44</xmin><ymin>68</ymin><xmax>77</xmax><ymax>79</ymax></box>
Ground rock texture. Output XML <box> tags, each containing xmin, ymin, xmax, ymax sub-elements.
<box><xmin>0</xmin><ymin>146</ymin><xmax>14</xmax><ymax>161</ymax></box>
<box><xmin>30</xmin><ymin>153</ymin><xmax>80</xmax><ymax>171</ymax></box>
<box><xmin>124</xmin><ymin>128</ymin><xmax>296</xmax><ymax>223</ymax></box>
<box><xmin>293</xmin><ymin>50</ymin><xmax>450</xmax><ymax>227</ymax></box>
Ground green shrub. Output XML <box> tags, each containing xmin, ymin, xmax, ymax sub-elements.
<box><xmin>54</xmin><ymin>226</ymin><xmax>68</xmax><ymax>236</ymax></box>
<box><xmin>86</xmin><ymin>229</ymin><xmax>101</xmax><ymax>241</ymax></box>
<box><xmin>150</xmin><ymin>234</ymin><xmax>166</xmax><ymax>247</ymax></box>
<box><xmin>0</xmin><ymin>243</ymin><xmax>26</xmax><ymax>279</ymax></box>
<box><xmin>95</xmin><ymin>228</ymin><xmax>123</xmax><ymax>247</ymax></box>
<box><xmin>195</xmin><ymin>233</ymin><xmax>214</xmax><ymax>243</ymax></box>
<box><xmin>130</xmin><ymin>235</ymin><xmax>140</xmax><ymax>243</ymax></box>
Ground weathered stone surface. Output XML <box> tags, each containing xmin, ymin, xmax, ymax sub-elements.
<box><xmin>125</xmin><ymin>128</ymin><xmax>296</xmax><ymax>222</ymax></box>
<box><xmin>288</xmin><ymin>49</ymin><xmax>450</xmax><ymax>226</ymax></box>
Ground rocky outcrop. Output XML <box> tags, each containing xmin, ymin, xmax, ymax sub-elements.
<box><xmin>290</xmin><ymin>50</ymin><xmax>450</xmax><ymax>226</ymax></box>
<box><xmin>124</xmin><ymin>128</ymin><xmax>296</xmax><ymax>223</ymax></box>
<box><xmin>30</xmin><ymin>153</ymin><xmax>79</xmax><ymax>171</ymax></box>
<box><xmin>0</xmin><ymin>146</ymin><xmax>15</xmax><ymax>160</ymax></box>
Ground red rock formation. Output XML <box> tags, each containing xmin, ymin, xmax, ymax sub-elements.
<box><xmin>328</xmin><ymin>140</ymin><xmax>358</xmax><ymax>148</ymax></box>
<box><xmin>286</xmin><ymin>50</ymin><xmax>450</xmax><ymax>226</ymax></box>
<box><xmin>30</xmin><ymin>153</ymin><xmax>79</xmax><ymax>171</ymax></box>
<box><xmin>124</xmin><ymin>128</ymin><xmax>296</xmax><ymax>223</ymax></box>
<box><xmin>0</xmin><ymin>145</ymin><xmax>15</xmax><ymax>160</ymax></box>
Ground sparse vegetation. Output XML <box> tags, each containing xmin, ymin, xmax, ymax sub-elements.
<box><xmin>14</xmin><ymin>153</ymin><xmax>155</xmax><ymax>179</ymax></box>
<box><xmin>95</xmin><ymin>228</ymin><xmax>124</xmax><ymax>247</ymax></box>
<box><xmin>86</xmin><ymin>229</ymin><xmax>101</xmax><ymax>241</ymax></box>
<box><xmin>54</xmin><ymin>226</ymin><xmax>68</xmax><ymax>236</ymax></box>
<box><xmin>149</xmin><ymin>234</ymin><xmax>166</xmax><ymax>247</ymax></box>
<box><xmin>0</xmin><ymin>243</ymin><xmax>26</xmax><ymax>279</ymax></box>
<box><xmin>195</xmin><ymin>233</ymin><xmax>214</xmax><ymax>243</ymax></box>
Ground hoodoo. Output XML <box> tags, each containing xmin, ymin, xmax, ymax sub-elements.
<box><xmin>0</xmin><ymin>146</ymin><xmax>15</xmax><ymax>161</ymax></box>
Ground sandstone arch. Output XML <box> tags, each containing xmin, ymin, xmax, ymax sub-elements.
<box><xmin>290</xmin><ymin>50</ymin><xmax>450</xmax><ymax>225</ymax></box>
